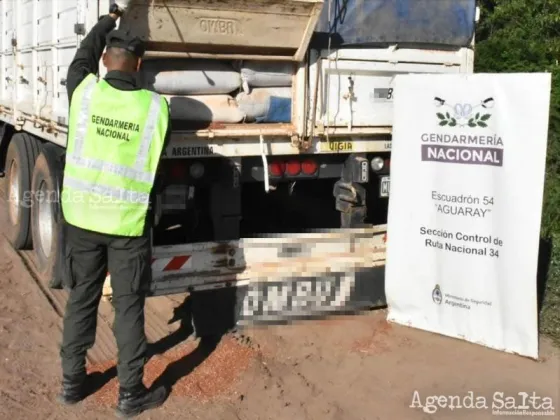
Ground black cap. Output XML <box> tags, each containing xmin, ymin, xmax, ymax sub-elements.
<box><xmin>106</xmin><ymin>29</ymin><xmax>146</xmax><ymax>58</ymax></box>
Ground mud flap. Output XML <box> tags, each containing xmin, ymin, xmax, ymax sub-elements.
<box><xmin>49</xmin><ymin>221</ymin><xmax>66</xmax><ymax>289</ymax></box>
<box><xmin>334</xmin><ymin>154</ymin><xmax>369</xmax><ymax>228</ymax></box>
<box><xmin>182</xmin><ymin>267</ymin><xmax>386</xmax><ymax>334</ymax></box>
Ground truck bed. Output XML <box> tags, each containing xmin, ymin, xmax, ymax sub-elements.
<box><xmin>0</xmin><ymin>0</ymin><xmax>473</xmax><ymax>157</ymax></box>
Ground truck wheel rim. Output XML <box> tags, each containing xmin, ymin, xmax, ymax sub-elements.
<box><xmin>8</xmin><ymin>160</ymin><xmax>20</xmax><ymax>225</ymax></box>
<box><xmin>38</xmin><ymin>180</ymin><xmax>53</xmax><ymax>256</ymax></box>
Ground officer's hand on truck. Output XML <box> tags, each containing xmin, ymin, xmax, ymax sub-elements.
<box><xmin>109</xmin><ymin>0</ymin><xmax>130</xmax><ymax>17</ymax></box>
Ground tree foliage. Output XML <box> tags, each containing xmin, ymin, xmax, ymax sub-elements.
<box><xmin>474</xmin><ymin>0</ymin><xmax>560</xmax><ymax>342</ymax></box>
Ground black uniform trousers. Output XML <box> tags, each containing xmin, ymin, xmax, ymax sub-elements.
<box><xmin>60</xmin><ymin>222</ymin><xmax>151</xmax><ymax>390</ymax></box>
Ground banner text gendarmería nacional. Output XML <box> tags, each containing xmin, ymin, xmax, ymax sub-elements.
<box><xmin>385</xmin><ymin>73</ymin><xmax>551</xmax><ymax>359</ymax></box>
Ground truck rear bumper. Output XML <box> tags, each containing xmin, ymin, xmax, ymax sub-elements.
<box><xmin>104</xmin><ymin>226</ymin><xmax>387</xmax><ymax>324</ymax></box>
<box><xmin>163</xmin><ymin>133</ymin><xmax>392</xmax><ymax>159</ymax></box>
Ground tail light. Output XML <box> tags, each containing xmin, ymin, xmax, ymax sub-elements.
<box><xmin>285</xmin><ymin>160</ymin><xmax>301</xmax><ymax>176</ymax></box>
<box><xmin>385</xmin><ymin>158</ymin><xmax>391</xmax><ymax>171</ymax></box>
<box><xmin>301</xmin><ymin>160</ymin><xmax>318</xmax><ymax>175</ymax></box>
<box><xmin>267</xmin><ymin>159</ymin><xmax>318</xmax><ymax>178</ymax></box>
<box><xmin>170</xmin><ymin>162</ymin><xmax>186</xmax><ymax>178</ymax></box>
<box><xmin>269</xmin><ymin>162</ymin><xmax>286</xmax><ymax>176</ymax></box>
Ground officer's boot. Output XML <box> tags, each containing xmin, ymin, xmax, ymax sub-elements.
<box><xmin>57</xmin><ymin>374</ymin><xmax>90</xmax><ymax>405</ymax></box>
<box><xmin>115</xmin><ymin>383</ymin><xmax>168</xmax><ymax>418</ymax></box>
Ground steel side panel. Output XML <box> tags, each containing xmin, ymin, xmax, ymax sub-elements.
<box><xmin>2</xmin><ymin>2</ymin><xmax>15</xmax><ymax>53</ymax></box>
<box><xmin>37</xmin><ymin>49</ymin><xmax>54</xmax><ymax>120</ymax></box>
<box><xmin>57</xmin><ymin>2</ymin><xmax>79</xmax><ymax>45</ymax></box>
<box><xmin>37</xmin><ymin>1</ymin><xmax>54</xmax><ymax>47</ymax></box>
<box><xmin>17</xmin><ymin>52</ymin><xmax>33</xmax><ymax>107</ymax></box>
<box><xmin>319</xmin><ymin>47</ymin><xmax>473</xmax><ymax>67</ymax></box>
<box><xmin>1</xmin><ymin>56</ymin><xmax>15</xmax><ymax>107</ymax></box>
<box><xmin>18</xmin><ymin>1</ymin><xmax>34</xmax><ymax>50</ymax></box>
<box><xmin>55</xmin><ymin>46</ymin><xmax>79</xmax><ymax>123</ymax></box>
<box><xmin>320</xmin><ymin>60</ymin><xmax>462</xmax><ymax>127</ymax></box>
<box><xmin>306</xmin><ymin>46</ymin><xmax>473</xmax><ymax>131</ymax></box>
<box><xmin>0</xmin><ymin>0</ymin><xmax>87</xmax><ymax>132</ymax></box>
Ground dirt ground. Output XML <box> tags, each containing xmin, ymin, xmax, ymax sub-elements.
<box><xmin>0</xmin><ymin>209</ymin><xmax>558</xmax><ymax>419</ymax></box>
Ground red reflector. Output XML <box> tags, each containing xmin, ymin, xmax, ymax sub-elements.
<box><xmin>269</xmin><ymin>162</ymin><xmax>285</xmax><ymax>176</ymax></box>
<box><xmin>163</xmin><ymin>256</ymin><xmax>191</xmax><ymax>271</ymax></box>
<box><xmin>385</xmin><ymin>159</ymin><xmax>391</xmax><ymax>171</ymax></box>
<box><xmin>301</xmin><ymin>160</ymin><xmax>318</xmax><ymax>175</ymax></box>
<box><xmin>285</xmin><ymin>160</ymin><xmax>301</xmax><ymax>176</ymax></box>
<box><xmin>170</xmin><ymin>163</ymin><xmax>186</xmax><ymax>178</ymax></box>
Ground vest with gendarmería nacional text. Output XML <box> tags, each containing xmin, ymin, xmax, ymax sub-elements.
<box><xmin>61</xmin><ymin>73</ymin><xmax>169</xmax><ymax>236</ymax></box>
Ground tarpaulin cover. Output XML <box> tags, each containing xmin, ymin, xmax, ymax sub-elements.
<box><xmin>314</xmin><ymin>0</ymin><xmax>477</xmax><ymax>48</ymax></box>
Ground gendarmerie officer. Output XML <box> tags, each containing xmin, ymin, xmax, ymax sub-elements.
<box><xmin>57</xmin><ymin>2</ymin><xmax>170</xmax><ymax>417</ymax></box>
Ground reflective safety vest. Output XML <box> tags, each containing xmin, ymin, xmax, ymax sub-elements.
<box><xmin>61</xmin><ymin>73</ymin><xmax>169</xmax><ymax>236</ymax></box>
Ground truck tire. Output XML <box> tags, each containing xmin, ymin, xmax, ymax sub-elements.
<box><xmin>31</xmin><ymin>144</ymin><xmax>64</xmax><ymax>285</ymax></box>
<box><xmin>5</xmin><ymin>133</ymin><xmax>41</xmax><ymax>249</ymax></box>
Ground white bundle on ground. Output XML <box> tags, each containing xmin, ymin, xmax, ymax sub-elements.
<box><xmin>235</xmin><ymin>88</ymin><xmax>292</xmax><ymax>122</ymax></box>
<box><xmin>142</xmin><ymin>59</ymin><xmax>242</xmax><ymax>95</ymax></box>
<box><xmin>163</xmin><ymin>95</ymin><xmax>245</xmax><ymax>123</ymax></box>
<box><xmin>240</xmin><ymin>61</ymin><xmax>294</xmax><ymax>93</ymax></box>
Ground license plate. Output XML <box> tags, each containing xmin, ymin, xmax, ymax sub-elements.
<box><xmin>379</xmin><ymin>176</ymin><xmax>390</xmax><ymax>197</ymax></box>
<box><xmin>239</xmin><ymin>273</ymin><xmax>355</xmax><ymax>322</ymax></box>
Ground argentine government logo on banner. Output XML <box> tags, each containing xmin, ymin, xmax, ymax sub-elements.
<box><xmin>384</xmin><ymin>73</ymin><xmax>551</xmax><ymax>359</ymax></box>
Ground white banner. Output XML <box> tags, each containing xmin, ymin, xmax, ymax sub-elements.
<box><xmin>385</xmin><ymin>73</ymin><xmax>551</xmax><ymax>359</ymax></box>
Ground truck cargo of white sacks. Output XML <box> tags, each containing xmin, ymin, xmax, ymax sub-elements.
<box><xmin>236</xmin><ymin>88</ymin><xmax>292</xmax><ymax>122</ymax></box>
<box><xmin>141</xmin><ymin>59</ymin><xmax>294</xmax><ymax>124</ymax></box>
<box><xmin>239</xmin><ymin>62</ymin><xmax>295</xmax><ymax>93</ymax></box>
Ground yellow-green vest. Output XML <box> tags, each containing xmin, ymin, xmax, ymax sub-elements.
<box><xmin>61</xmin><ymin>73</ymin><xmax>169</xmax><ymax>236</ymax></box>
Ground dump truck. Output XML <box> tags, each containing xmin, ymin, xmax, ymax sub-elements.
<box><xmin>0</xmin><ymin>0</ymin><xmax>477</xmax><ymax>325</ymax></box>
